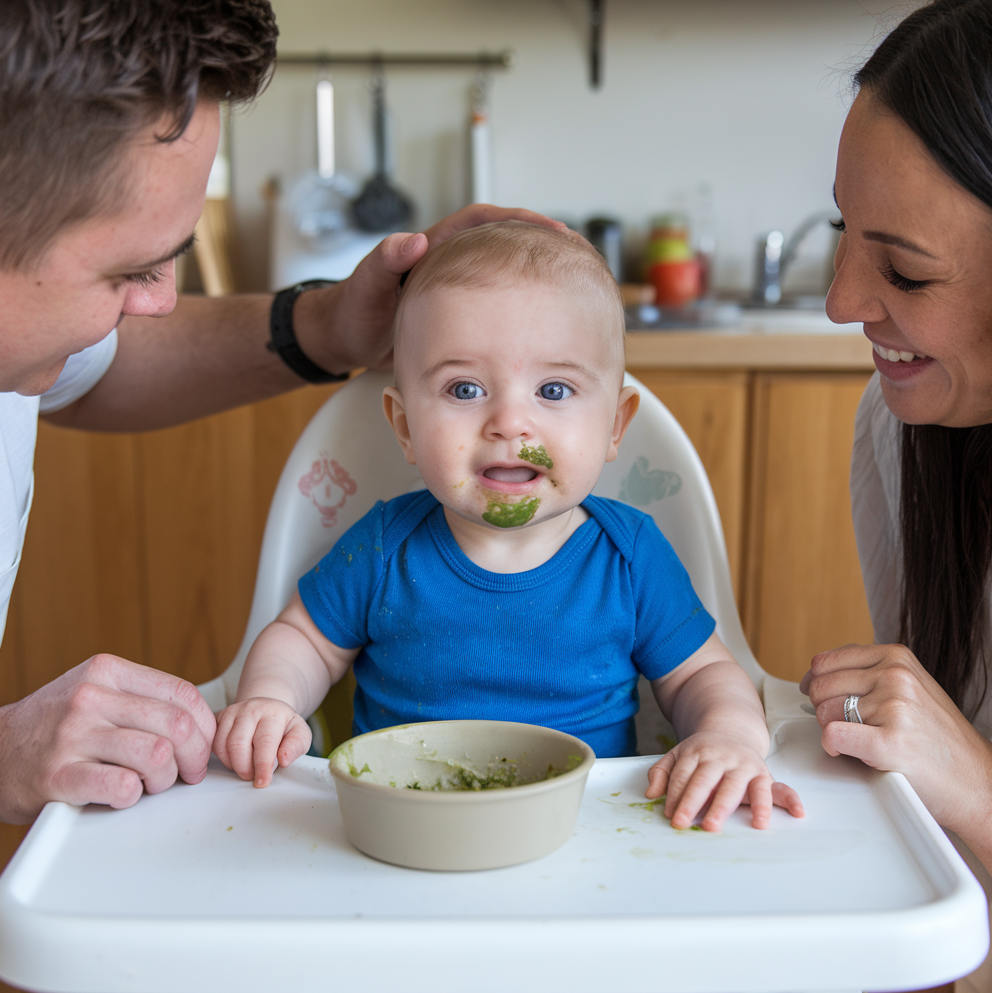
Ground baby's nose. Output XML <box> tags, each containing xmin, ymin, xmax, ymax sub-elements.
<box><xmin>484</xmin><ymin>397</ymin><xmax>534</xmax><ymax>440</ymax></box>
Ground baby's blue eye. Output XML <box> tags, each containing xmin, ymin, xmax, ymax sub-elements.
<box><xmin>539</xmin><ymin>382</ymin><xmax>573</xmax><ymax>401</ymax></box>
<box><xmin>451</xmin><ymin>382</ymin><xmax>482</xmax><ymax>400</ymax></box>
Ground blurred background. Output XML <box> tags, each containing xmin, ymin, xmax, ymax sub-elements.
<box><xmin>211</xmin><ymin>0</ymin><xmax>921</xmax><ymax>299</ymax></box>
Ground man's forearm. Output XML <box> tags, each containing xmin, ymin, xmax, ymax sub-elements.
<box><xmin>43</xmin><ymin>293</ymin><xmax>321</xmax><ymax>432</ymax></box>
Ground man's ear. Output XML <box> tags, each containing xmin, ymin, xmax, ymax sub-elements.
<box><xmin>605</xmin><ymin>385</ymin><xmax>640</xmax><ymax>463</ymax></box>
<box><xmin>382</xmin><ymin>387</ymin><xmax>417</xmax><ymax>465</ymax></box>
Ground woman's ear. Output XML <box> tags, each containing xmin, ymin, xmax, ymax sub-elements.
<box><xmin>382</xmin><ymin>387</ymin><xmax>417</xmax><ymax>465</ymax></box>
<box><xmin>605</xmin><ymin>385</ymin><xmax>640</xmax><ymax>463</ymax></box>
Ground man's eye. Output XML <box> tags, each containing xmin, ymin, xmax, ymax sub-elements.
<box><xmin>539</xmin><ymin>382</ymin><xmax>573</xmax><ymax>401</ymax></box>
<box><xmin>125</xmin><ymin>266</ymin><xmax>166</xmax><ymax>287</ymax></box>
<box><xmin>451</xmin><ymin>382</ymin><xmax>482</xmax><ymax>400</ymax></box>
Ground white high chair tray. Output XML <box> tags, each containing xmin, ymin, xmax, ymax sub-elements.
<box><xmin>0</xmin><ymin>717</ymin><xmax>986</xmax><ymax>993</ymax></box>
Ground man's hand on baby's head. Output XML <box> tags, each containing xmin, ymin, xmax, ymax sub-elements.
<box><xmin>644</xmin><ymin>733</ymin><xmax>804</xmax><ymax>831</ymax></box>
<box><xmin>212</xmin><ymin>698</ymin><xmax>312</xmax><ymax>789</ymax></box>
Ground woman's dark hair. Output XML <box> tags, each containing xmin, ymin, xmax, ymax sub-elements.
<box><xmin>856</xmin><ymin>0</ymin><xmax>992</xmax><ymax>712</ymax></box>
<box><xmin>0</xmin><ymin>0</ymin><xmax>278</xmax><ymax>269</ymax></box>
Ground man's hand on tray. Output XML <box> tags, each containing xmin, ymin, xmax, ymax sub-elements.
<box><xmin>0</xmin><ymin>655</ymin><xmax>215</xmax><ymax>822</ymax></box>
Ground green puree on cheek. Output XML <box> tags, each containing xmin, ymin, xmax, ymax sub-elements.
<box><xmin>483</xmin><ymin>495</ymin><xmax>540</xmax><ymax>528</ymax></box>
<box><xmin>518</xmin><ymin>444</ymin><xmax>553</xmax><ymax>468</ymax></box>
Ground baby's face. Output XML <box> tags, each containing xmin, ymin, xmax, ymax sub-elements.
<box><xmin>384</xmin><ymin>279</ymin><xmax>635</xmax><ymax>532</ymax></box>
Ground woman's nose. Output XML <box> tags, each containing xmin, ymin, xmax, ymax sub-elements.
<box><xmin>120</xmin><ymin>260</ymin><xmax>179</xmax><ymax>319</ymax></box>
<box><xmin>825</xmin><ymin>235</ymin><xmax>888</xmax><ymax>326</ymax></box>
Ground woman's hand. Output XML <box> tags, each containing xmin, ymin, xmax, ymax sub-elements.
<box><xmin>801</xmin><ymin>643</ymin><xmax>992</xmax><ymax>841</ymax></box>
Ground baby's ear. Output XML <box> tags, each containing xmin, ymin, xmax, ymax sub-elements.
<box><xmin>606</xmin><ymin>386</ymin><xmax>639</xmax><ymax>463</ymax></box>
<box><xmin>382</xmin><ymin>387</ymin><xmax>417</xmax><ymax>465</ymax></box>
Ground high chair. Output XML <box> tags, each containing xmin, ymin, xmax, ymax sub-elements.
<box><xmin>1</xmin><ymin>372</ymin><xmax>985</xmax><ymax>993</ymax></box>
<box><xmin>198</xmin><ymin>369</ymin><xmax>797</xmax><ymax>748</ymax></box>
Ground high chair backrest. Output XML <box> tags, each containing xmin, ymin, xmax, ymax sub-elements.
<box><xmin>201</xmin><ymin>371</ymin><xmax>765</xmax><ymax>723</ymax></box>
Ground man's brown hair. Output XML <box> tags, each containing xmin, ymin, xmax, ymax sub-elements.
<box><xmin>0</xmin><ymin>0</ymin><xmax>278</xmax><ymax>269</ymax></box>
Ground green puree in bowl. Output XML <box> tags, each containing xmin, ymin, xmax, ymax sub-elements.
<box><xmin>406</xmin><ymin>753</ymin><xmax>585</xmax><ymax>792</ymax></box>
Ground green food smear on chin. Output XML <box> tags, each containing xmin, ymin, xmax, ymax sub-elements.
<box><xmin>483</xmin><ymin>495</ymin><xmax>540</xmax><ymax>528</ymax></box>
<box><xmin>518</xmin><ymin>444</ymin><xmax>553</xmax><ymax>468</ymax></box>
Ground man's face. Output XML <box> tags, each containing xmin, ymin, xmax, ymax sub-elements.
<box><xmin>0</xmin><ymin>99</ymin><xmax>220</xmax><ymax>396</ymax></box>
<box><xmin>383</xmin><ymin>280</ymin><xmax>635</xmax><ymax>533</ymax></box>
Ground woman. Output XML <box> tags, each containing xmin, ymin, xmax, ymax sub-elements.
<box><xmin>803</xmin><ymin>0</ymin><xmax>992</xmax><ymax>985</ymax></box>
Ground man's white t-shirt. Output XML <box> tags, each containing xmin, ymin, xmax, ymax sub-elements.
<box><xmin>0</xmin><ymin>331</ymin><xmax>118</xmax><ymax>644</ymax></box>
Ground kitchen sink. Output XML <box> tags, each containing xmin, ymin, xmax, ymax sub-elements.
<box><xmin>625</xmin><ymin>299</ymin><xmax>862</xmax><ymax>335</ymax></box>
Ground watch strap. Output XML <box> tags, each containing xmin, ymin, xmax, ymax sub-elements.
<box><xmin>268</xmin><ymin>279</ymin><xmax>348</xmax><ymax>384</ymax></box>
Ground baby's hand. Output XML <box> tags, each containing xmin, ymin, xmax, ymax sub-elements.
<box><xmin>644</xmin><ymin>733</ymin><xmax>803</xmax><ymax>831</ymax></box>
<box><xmin>213</xmin><ymin>698</ymin><xmax>312</xmax><ymax>788</ymax></box>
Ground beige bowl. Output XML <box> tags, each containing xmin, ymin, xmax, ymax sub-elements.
<box><xmin>328</xmin><ymin>720</ymin><xmax>596</xmax><ymax>871</ymax></box>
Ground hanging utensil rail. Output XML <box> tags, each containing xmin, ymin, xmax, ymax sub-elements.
<box><xmin>276</xmin><ymin>51</ymin><xmax>513</xmax><ymax>69</ymax></box>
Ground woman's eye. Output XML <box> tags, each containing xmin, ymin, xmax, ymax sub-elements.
<box><xmin>879</xmin><ymin>262</ymin><xmax>928</xmax><ymax>293</ymax></box>
<box><xmin>451</xmin><ymin>382</ymin><xmax>482</xmax><ymax>400</ymax></box>
<box><xmin>539</xmin><ymin>382</ymin><xmax>573</xmax><ymax>401</ymax></box>
<box><xmin>830</xmin><ymin>217</ymin><xmax>846</xmax><ymax>233</ymax></box>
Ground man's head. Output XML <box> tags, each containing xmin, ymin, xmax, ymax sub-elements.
<box><xmin>0</xmin><ymin>0</ymin><xmax>277</xmax><ymax>395</ymax></box>
<box><xmin>0</xmin><ymin>0</ymin><xmax>277</xmax><ymax>271</ymax></box>
<box><xmin>383</xmin><ymin>221</ymin><xmax>638</xmax><ymax>533</ymax></box>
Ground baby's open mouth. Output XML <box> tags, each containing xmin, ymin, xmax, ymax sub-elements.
<box><xmin>483</xmin><ymin>466</ymin><xmax>539</xmax><ymax>483</ymax></box>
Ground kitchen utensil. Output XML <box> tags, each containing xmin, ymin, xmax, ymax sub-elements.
<box><xmin>586</xmin><ymin>216</ymin><xmax>623</xmax><ymax>280</ymax></box>
<box><xmin>352</xmin><ymin>67</ymin><xmax>413</xmax><ymax>232</ymax></box>
<box><xmin>289</xmin><ymin>73</ymin><xmax>358</xmax><ymax>239</ymax></box>
<box><xmin>329</xmin><ymin>720</ymin><xmax>595</xmax><ymax>870</ymax></box>
<box><xmin>469</xmin><ymin>71</ymin><xmax>492</xmax><ymax>203</ymax></box>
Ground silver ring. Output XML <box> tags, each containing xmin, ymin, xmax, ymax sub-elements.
<box><xmin>844</xmin><ymin>694</ymin><xmax>863</xmax><ymax>724</ymax></box>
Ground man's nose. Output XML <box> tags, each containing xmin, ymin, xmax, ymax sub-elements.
<box><xmin>120</xmin><ymin>261</ymin><xmax>179</xmax><ymax>319</ymax></box>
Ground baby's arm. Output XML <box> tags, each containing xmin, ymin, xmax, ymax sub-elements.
<box><xmin>213</xmin><ymin>591</ymin><xmax>359</xmax><ymax>787</ymax></box>
<box><xmin>645</xmin><ymin>632</ymin><xmax>804</xmax><ymax>830</ymax></box>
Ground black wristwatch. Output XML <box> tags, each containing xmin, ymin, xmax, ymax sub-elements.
<box><xmin>268</xmin><ymin>279</ymin><xmax>349</xmax><ymax>384</ymax></box>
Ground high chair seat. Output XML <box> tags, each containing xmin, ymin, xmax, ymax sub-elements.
<box><xmin>199</xmin><ymin>370</ymin><xmax>777</xmax><ymax>751</ymax></box>
<box><xmin>2</xmin><ymin>372</ymin><xmax>985</xmax><ymax>993</ymax></box>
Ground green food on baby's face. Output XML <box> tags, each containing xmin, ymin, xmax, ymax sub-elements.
<box><xmin>518</xmin><ymin>444</ymin><xmax>553</xmax><ymax>469</ymax></box>
<box><xmin>483</xmin><ymin>495</ymin><xmax>540</xmax><ymax>528</ymax></box>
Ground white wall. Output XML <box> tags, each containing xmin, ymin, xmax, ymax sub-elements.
<box><xmin>229</xmin><ymin>0</ymin><xmax>919</xmax><ymax>294</ymax></box>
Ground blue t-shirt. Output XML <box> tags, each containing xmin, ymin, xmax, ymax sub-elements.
<box><xmin>299</xmin><ymin>491</ymin><xmax>715</xmax><ymax>757</ymax></box>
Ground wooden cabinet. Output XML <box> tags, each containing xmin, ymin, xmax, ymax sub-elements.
<box><xmin>0</xmin><ymin>349</ymin><xmax>877</xmax><ymax>756</ymax></box>
<box><xmin>744</xmin><ymin>374</ymin><xmax>875</xmax><ymax>680</ymax></box>
<box><xmin>0</xmin><ymin>384</ymin><xmax>343</xmax><ymax>707</ymax></box>
<box><xmin>635</xmin><ymin>368</ymin><xmax>874</xmax><ymax>683</ymax></box>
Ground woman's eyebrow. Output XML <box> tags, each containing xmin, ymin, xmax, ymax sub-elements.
<box><xmin>862</xmin><ymin>230</ymin><xmax>940</xmax><ymax>259</ymax></box>
<box><xmin>833</xmin><ymin>184</ymin><xmax>939</xmax><ymax>259</ymax></box>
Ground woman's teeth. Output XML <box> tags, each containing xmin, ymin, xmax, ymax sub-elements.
<box><xmin>484</xmin><ymin>467</ymin><xmax>538</xmax><ymax>483</ymax></box>
<box><xmin>873</xmin><ymin>342</ymin><xmax>925</xmax><ymax>363</ymax></box>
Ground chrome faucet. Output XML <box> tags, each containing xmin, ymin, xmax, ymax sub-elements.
<box><xmin>752</xmin><ymin>211</ymin><xmax>840</xmax><ymax>305</ymax></box>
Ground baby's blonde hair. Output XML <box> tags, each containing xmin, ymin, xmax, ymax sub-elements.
<box><xmin>396</xmin><ymin>220</ymin><xmax>625</xmax><ymax>379</ymax></box>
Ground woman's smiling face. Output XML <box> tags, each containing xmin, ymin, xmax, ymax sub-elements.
<box><xmin>827</xmin><ymin>91</ymin><xmax>992</xmax><ymax>427</ymax></box>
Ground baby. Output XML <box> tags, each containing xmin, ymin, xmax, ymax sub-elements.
<box><xmin>213</xmin><ymin>221</ymin><xmax>802</xmax><ymax>831</ymax></box>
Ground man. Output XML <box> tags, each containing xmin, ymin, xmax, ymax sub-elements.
<box><xmin>0</xmin><ymin>0</ymin><xmax>559</xmax><ymax>823</ymax></box>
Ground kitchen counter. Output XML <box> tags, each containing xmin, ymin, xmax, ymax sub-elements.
<box><xmin>624</xmin><ymin>329</ymin><xmax>874</xmax><ymax>371</ymax></box>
